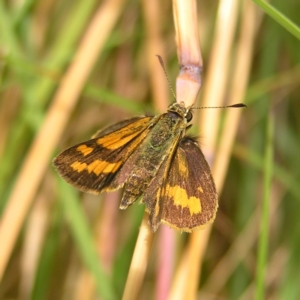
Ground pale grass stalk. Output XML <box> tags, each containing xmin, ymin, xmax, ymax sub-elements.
<box><xmin>168</xmin><ymin>228</ymin><xmax>212</xmax><ymax>300</ymax></box>
<box><xmin>173</xmin><ymin>0</ymin><xmax>202</xmax><ymax>108</ymax></box>
<box><xmin>20</xmin><ymin>181</ymin><xmax>52</xmax><ymax>299</ymax></box>
<box><xmin>168</xmin><ymin>1</ymin><xmax>204</xmax><ymax>299</ymax></box>
<box><xmin>122</xmin><ymin>1</ymin><xmax>169</xmax><ymax>298</ymax></box>
<box><xmin>122</xmin><ymin>215</ymin><xmax>155</xmax><ymax>300</ymax></box>
<box><xmin>199</xmin><ymin>0</ymin><xmax>263</xmax><ymax>290</ymax></box>
<box><xmin>212</xmin><ymin>0</ymin><xmax>260</xmax><ymax>191</ymax></box>
<box><xmin>167</xmin><ymin>250</ymin><xmax>188</xmax><ymax>300</ymax></box>
<box><xmin>0</xmin><ymin>0</ymin><xmax>126</xmax><ymax>280</ymax></box>
<box><xmin>169</xmin><ymin>0</ymin><xmax>238</xmax><ymax>299</ymax></box>
<box><xmin>198</xmin><ymin>0</ymin><xmax>239</xmax><ymax>152</ymax></box>
<box><xmin>142</xmin><ymin>0</ymin><xmax>169</xmax><ymax>112</ymax></box>
<box><xmin>196</xmin><ymin>1</ymin><xmax>259</xmax><ymax>296</ymax></box>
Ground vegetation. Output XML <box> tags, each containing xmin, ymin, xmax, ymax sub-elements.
<box><xmin>0</xmin><ymin>0</ymin><xmax>299</xmax><ymax>299</ymax></box>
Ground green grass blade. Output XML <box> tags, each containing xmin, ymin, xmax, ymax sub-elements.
<box><xmin>253</xmin><ymin>0</ymin><xmax>300</xmax><ymax>40</ymax></box>
<box><xmin>254</xmin><ymin>110</ymin><xmax>274</xmax><ymax>300</ymax></box>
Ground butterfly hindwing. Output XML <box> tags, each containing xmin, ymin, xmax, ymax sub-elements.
<box><xmin>53</xmin><ymin>116</ymin><xmax>153</xmax><ymax>194</ymax></box>
<box><xmin>157</xmin><ymin>137</ymin><xmax>218</xmax><ymax>232</ymax></box>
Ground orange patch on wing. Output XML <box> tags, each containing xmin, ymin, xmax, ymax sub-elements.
<box><xmin>165</xmin><ymin>185</ymin><xmax>201</xmax><ymax>215</ymax></box>
<box><xmin>76</xmin><ymin>145</ymin><xmax>94</xmax><ymax>156</ymax></box>
<box><xmin>86</xmin><ymin>160</ymin><xmax>122</xmax><ymax>175</ymax></box>
<box><xmin>71</xmin><ymin>160</ymin><xmax>122</xmax><ymax>175</ymax></box>
<box><xmin>96</xmin><ymin>118</ymin><xmax>151</xmax><ymax>150</ymax></box>
<box><xmin>71</xmin><ymin>161</ymin><xmax>87</xmax><ymax>172</ymax></box>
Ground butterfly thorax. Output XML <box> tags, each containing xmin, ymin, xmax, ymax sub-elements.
<box><xmin>118</xmin><ymin>103</ymin><xmax>191</xmax><ymax>209</ymax></box>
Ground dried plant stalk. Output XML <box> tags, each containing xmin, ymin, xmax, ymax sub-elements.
<box><xmin>170</xmin><ymin>0</ymin><xmax>239</xmax><ymax>299</ymax></box>
<box><xmin>188</xmin><ymin>0</ymin><xmax>258</xmax><ymax>298</ymax></box>
<box><xmin>212</xmin><ymin>0</ymin><xmax>259</xmax><ymax>191</ymax></box>
<box><xmin>199</xmin><ymin>0</ymin><xmax>239</xmax><ymax>152</ymax></box>
<box><xmin>122</xmin><ymin>215</ymin><xmax>154</xmax><ymax>300</ymax></box>
<box><xmin>122</xmin><ymin>0</ymin><xmax>169</xmax><ymax>298</ymax></box>
<box><xmin>199</xmin><ymin>2</ymin><xmax>260</xmax><ymax>294</ymax></box>
<box><xmin>142</xmin><ymin>0</ymin><xmax>169</xmax><ymax>112</ymax></box>
<box><xmin>0</xmin><ymin>0</ymin><xmax>126</xmax><ymax>280</ymax></box>
<box><xmin>173</xmin><ymin>0</ymin><xmax>202</xmax><ymax>107</ymax></box>
<box><xmin>20</xmin><ymin>183</ymin><xmax>52</xmax><ymax>299</ymax></box>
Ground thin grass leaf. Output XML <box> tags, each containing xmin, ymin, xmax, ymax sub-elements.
<box><xmin>58</xmin><ymin>179</ymin><xmax>117</xmax><ymax>300</ymax></box>
<box><xmin>254</xmin><ymin>110</ymin><xmax>274</xmax><ymax>300</ymax></box>
<box><xmin>253</xmin><ymin>0</ymin><xmax>300</xmax><ymax>39</ymax></box>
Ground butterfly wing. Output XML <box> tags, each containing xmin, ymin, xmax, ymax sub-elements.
<box><xmin>53</xmin><ymin>116</ymin><xmax>153</xmax><ymax>194</ymax></box>
<box><xmin>144</xmin><ymin>136</ymin><xmax>218</xmax><ymax>232</ymax></box>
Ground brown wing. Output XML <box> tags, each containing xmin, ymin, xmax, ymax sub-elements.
<box><xmin>53</xmin><ymin>116</ymin><xmax>153</xmax><ymax>194</ymax></box>
<box><xmin>143</xmin><ymin>137</ymin><xmax>218</xmax><ymax>232</ymax></box>
<box><xmin>160</xmin><ymin>137</ymin><xmax>218</xmax><ymax>232</ymax></box>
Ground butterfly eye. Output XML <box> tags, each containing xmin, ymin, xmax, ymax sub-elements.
<box><xmin>186</xmin><ymin>111</ymin><xmax>193</xmax><ymax>122</ymax></box>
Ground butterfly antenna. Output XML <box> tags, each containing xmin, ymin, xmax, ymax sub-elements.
<box><xmin>156</xmin><ymin>55</ymin><xmax>176</xmax><ymax>100</ymax></box>
<box><xmin>193</xmin><ymin>103</ymin><xmax>247</xmax><ymax>109</ymax></box>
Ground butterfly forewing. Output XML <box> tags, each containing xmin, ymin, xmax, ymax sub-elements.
<box><xmin>53</xmin><ymin>116</ymin><xmax>153</xmax><ymax>194</ymax></box>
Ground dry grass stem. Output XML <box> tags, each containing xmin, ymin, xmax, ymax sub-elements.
<box><xmin>198</xmin><ymin>0</ymin><xmax>239</xmax><ymax>152</ymax></box>
<box><xmin>201</xmin><ymin>1</ymin><xmax>262</xmax><ymax>295</ymax></box>
<box><xmin>195</xmin><ymin>1</ymin><xmax>258</xmax><ymax>297</ymax></box>
<box><xmin>142</xmin><ymin>0</ymin><xmax>169</xmax><ymax>113</ymax></box>
<box><xmin>20</xmin><ymin>188</ymin><xmax>51</xmax><ymax>299</ymax></box>
<box><xmin>168</xmin><ymin>227</ymin><xmax>212</xmax><ymax>300</ymax></box>
<box><xmin>122</xmin><ymin>1</ymin><xmax>168</xmax><ymax>296</ymax></box>
<box><xmin>212</xmin><ymin>1</ymin><xmax>259</xmax><ymax>190</ymax></box>
<box><xmin>122</xmin><ymin>215</ymin><xmax>154</xmax><ymax>300</ymax></box>
<box><xmin>173</xmin><ymin>0</ymin><xmax>202</xmax><ymax>107</ymax></box>
<box><xmin>167</xmin><ymin>250</ymin><xmax>188</xmax><ymax>300</ymax></box>
<box><xmin>0</xmin><ymin>0</ymin><xmax>126</xmax><ymax>280</ymax></box>
<box><xmin>171</xmin><ymin>0</ymin><xmax>239</xmax><ymax>298</ymax></box>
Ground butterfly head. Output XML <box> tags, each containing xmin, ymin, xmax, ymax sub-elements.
<box><xmin>167</xmin><ymin>102</ymin><xmax>193</xmax><ymax>123</ymax></box>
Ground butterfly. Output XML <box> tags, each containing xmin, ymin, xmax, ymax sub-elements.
<box><xmin>53</xmin><ymin>102</ymin><xmax>218</xmax><ymax>232</ymax></box>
